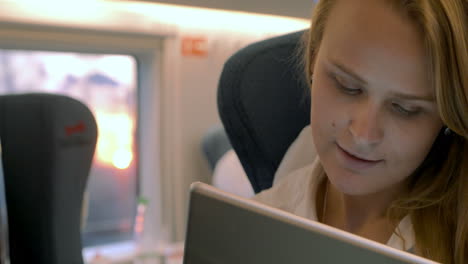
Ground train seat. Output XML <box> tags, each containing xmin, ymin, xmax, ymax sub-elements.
<box><xmin>218</xmin><ymin>30</ymin><xmax>312</xmax><ymax>194</ymax></box>
<box><xmin>0</xmin><ymin>93</ymin><xmax>97</xmax><ymax>264</ymax></box>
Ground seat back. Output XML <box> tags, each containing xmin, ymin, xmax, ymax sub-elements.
<box><xmin>218</xmin><ymin>30</ymin><xmax>310</xmax><ymax>193</ymax></box>
<box><xmin>0</xmin><ymin>93</ymin><xmax>97</xmax><ymax>264</ymax></box>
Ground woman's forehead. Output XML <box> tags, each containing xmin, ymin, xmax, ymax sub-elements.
<box><xmin>318</xmin><ymin>0</ymin><xmax>431</xmax><ymax>96</ymax></box>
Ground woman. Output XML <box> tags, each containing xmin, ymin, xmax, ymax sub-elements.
<box><xmin>254</xmin><ymin>0</ymin><xmax>468</xmax><ymax>263</ymax></box>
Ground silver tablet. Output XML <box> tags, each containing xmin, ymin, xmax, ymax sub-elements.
<box><xmin>183</xmin><ymin>182</ymin><xmax>438</xmax><ymax>264</ymax></box>
<box><xmin>0</xmin><ymin>143</ymin><xmax>9</xmax><ymax>264</ymax></box>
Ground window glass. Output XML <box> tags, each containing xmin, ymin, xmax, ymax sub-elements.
<box><xmin>0</xmin><ymin>50</ymin><xmax>138</xmax><ymax>246</ymax></box>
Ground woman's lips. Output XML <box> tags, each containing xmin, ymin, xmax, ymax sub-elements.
<box><xmin>335</xmin><ymin>143</ymin><xmax>383</xmax><ymax>170</ymax></box>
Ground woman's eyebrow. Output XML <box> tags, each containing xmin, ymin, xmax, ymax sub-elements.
<box><xmin>329</xmin><ymin>60</ymin><xmax>368</xmax><ymax>86</ymax></box>
<box><xmin>329</xmin><ymin>59</ymin><xmax>435</xmax><ymax>102</ymax></box>
<box><xmin>389</xmin><ymin>91</ymin><xmax>435</xmax><ymax>102</ymax></box>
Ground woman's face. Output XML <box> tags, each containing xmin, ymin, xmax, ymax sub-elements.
<box><xmin>311</xmin><ymin>0</ymin><xmax>444</xmax><ymax>196</ymax></box>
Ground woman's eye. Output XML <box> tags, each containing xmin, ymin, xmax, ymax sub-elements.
<box><xmin>392</xmin><ymin>103</ymin><xmax>420</xmax><ymax>116</ymax></box>
<box><xmin>333</xmin><ymin>75</ymin><xmax>361</xmax><ymax>95</ymax></box>
<box><xmin>339</xmin><ymin>85</ymin><xmax>361</xmax><ymax>95</ymax></box>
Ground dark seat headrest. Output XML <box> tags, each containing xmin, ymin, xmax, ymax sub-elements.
<box><xmin>0</xmin><ymin>93</ymin><xmax>97</xmax><ymax>264</ymax></box>
<box><xmin>218</xmin><ymin>30</ymin><xmax>311</xmax><ymax>193</ymax></box>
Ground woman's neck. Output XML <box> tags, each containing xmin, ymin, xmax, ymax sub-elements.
<box><xmin>318</xmin><ymin>178</ymin><xmax>405</xmax><ymax>243</ymax></box>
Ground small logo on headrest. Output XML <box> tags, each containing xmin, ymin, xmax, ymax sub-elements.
<box><xmin>65</xmin><ymin>121</ymin><xmax>86</xmax><ymax>136</ymax></box>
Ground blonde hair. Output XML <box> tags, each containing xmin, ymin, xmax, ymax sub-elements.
<box><xmin>303</xmin><ymin>0</ymin><xmax>468</xmax><ymax>263</ymax></box>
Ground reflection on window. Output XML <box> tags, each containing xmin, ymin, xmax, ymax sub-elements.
<box><xmin>0</xmin><ymin>50</ymin><xmax>138</xmax><ymax>246</ymax></box>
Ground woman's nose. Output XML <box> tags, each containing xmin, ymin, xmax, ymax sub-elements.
<box><xmin>348</xmin><ymin>102</ymin><xmax>384</xmax><ymax>146</ymax></box>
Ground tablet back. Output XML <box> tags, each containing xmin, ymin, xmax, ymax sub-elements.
<box><xmin>183</xmin><ymin>182</ymin><xmax>438</xmax><ymax>264</ymax></box>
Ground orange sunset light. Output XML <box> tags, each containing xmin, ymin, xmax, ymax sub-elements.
<box><xmin>94</xmin><ymin>110</ymin><xmax>134</xmax><ymax>170</ymax></box>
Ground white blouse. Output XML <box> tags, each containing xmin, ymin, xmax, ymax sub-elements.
<box><xmin>253</xmin><ymin>158</ymin><xmax>415</xmax><ymax>252</ymax></box>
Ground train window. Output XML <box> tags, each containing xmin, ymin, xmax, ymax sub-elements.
<box><xmin>0</xmin><ymin>50</ymin><xmax>138</xmax><ymax>246</ymax></box>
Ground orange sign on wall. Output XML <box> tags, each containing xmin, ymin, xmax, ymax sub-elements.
<box><xmin>181</xmin><ymin>37</ymin><xmax>208</xmax><ymax>57</ymax></box>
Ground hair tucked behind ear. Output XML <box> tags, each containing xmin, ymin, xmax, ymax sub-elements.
<box><xmin>303</xmin><ymin>1</ymin><xmax>468</xmax><ymax>263</ymax></box>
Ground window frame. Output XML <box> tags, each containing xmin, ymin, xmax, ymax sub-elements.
<box><xmin>0</xmin><ymin>21</ymin><xmax>177</xmax><ymax>261</ymax></box>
